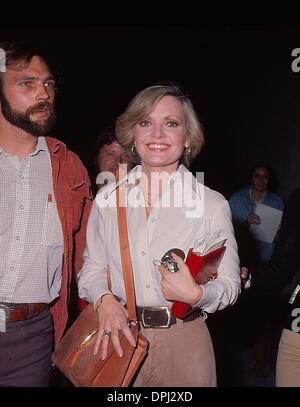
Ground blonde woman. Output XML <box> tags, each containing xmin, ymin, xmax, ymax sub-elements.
<box><xmin>78</xmin><ymin>84</ymin><xmax>240</xmax><ymax>386</ymax></box>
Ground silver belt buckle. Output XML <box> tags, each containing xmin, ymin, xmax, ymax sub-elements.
<box><xmin>0</xmin><ymin>304</ymin><xmax>10</xmax><ymax>332</ymax></box>
<box><xmin>141</xmin><ymin>306</ymin><xmax>172</xmax><ymax>329</ymax></box>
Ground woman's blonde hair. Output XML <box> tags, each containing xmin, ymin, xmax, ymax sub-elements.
<box><xmin>115</xmin><ymin>84</ymin><xmax>205</xmax><ymax>166</ymax></box>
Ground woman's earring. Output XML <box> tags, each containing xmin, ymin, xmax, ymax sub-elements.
<box><xmin>131</xmin><ymin>143</ymin><xmax>138</xmax><ymax>156</ymax></box>
<box><xmin>131</xmin><ymin>142</ymin><xmax>140</xmax><ymax>164</ymax></box>
<box><xmin>183</xmin><ymin>146</ymin><xmax>191</xmax><ymax>156</ymax></box>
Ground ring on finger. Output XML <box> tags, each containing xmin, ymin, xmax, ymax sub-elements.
<box><xmin>102</xmin><ymin>329</ymin><xmax>111</xmax><ymax>337</ymax></box>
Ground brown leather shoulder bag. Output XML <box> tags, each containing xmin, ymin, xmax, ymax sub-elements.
<box><xmin>52</xmin><ymin>180</ymin><xmax>148</xmax><ymax>386</ymax></box>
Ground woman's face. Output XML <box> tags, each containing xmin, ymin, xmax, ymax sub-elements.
<box><xmin>251</xmin><ymin>167</ymin><xmax>270</xmax><ymax>192</ymax></box>
<box><xmin>134</xmin><ymin>95</ymin><xmax>189</xmax><ymax>174</ymax></box>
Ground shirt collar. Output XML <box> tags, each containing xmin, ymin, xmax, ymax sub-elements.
<box><xmin>28</xmin><ymin>136</ymin><xmax>48</xmax><ymax>156</ymax></box>
<box><xmin>104</xmin><ymin>164</ymin><xmax>199</xmax><ymax>200</ymax></box>
<box><xmin>0</xmin><ymin>136</ymin><xmax>48</xmax><ymax>157</ymax></box>
<box><xmin>249</xmin><ymin>187</ymin><xmax>267</xmax><ymax>205</ymax></box>
<box><xmin>127</xmin><ymin>164</ymin><xmax>196</xmax><ymax>186</ymax></box>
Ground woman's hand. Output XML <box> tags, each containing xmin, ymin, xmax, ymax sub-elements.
<box><xmin>247</xmin><ymin>213</ymin><xmax>261</xmax><ymax>225</ymax></box>
<box><xmin>158</xmin><ymin>252</ymin><xmax>203</xmax><ymax>306</ymax></box>
<box><xmin>93</xmin><ymin>294</ymin><xmax>136</xmax><ymax>360</ymax></box>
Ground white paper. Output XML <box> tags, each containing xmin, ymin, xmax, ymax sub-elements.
<box><xmin>193</xmin><ymin>231</ymin><xmax>227</xmax><ymax>255</ymax></box>
<box><xmin>249</xmin><ymin>203</ymin><xmax>283</xmax><ymax>244</ymax></box>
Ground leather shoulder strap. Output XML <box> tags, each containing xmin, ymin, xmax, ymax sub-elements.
<box><xmin>116</xmin><ymin>171</ymin><xmax>137</xmax><ymax>322</ymax></box>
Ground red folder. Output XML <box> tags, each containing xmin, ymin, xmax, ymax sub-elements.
<box><xmin>171</xmin><ymin>246</ymin><xmax>226</xmax><ymax>319</ymax></box>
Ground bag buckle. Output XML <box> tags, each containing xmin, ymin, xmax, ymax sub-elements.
<box><xmin>0</xmin><ymin>304</ymin><xmax>10</xmax><ymax>332</ymax></box>
<box><xmin>141</xmin><ymin>306</ymin><xmax>172</xmax><ymax>329</ymax></box>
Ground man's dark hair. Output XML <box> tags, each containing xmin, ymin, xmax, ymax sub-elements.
<box><xmin>0</xmin><ymin>40</ymin><xmax>59</xmax><ymax>90</ymax></box>
<box><xmin>96</xmin><ymin>125</ymin><xmax>118</xmax><ymax>154</ymax></box>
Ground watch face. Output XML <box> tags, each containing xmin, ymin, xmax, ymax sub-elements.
<box><xmin>161</xmin><ymin>249</ymin><xmax>185</xmax><ymax>273</ymax></box>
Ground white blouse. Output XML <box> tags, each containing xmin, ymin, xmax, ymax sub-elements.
<box><xmin>78</xmin><ymin>165</ymin><xmax>241</xmax><ymax>314</ymax></box>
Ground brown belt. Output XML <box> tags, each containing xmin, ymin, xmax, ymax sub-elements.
<box><xmin>0</xmin><ymin>303</ymin><xmax>48</xmax><ymax>322</ymax></box>
<box><xmin>136</xmin><ymin>306</ymin><xmax>201</xmax><ymax>329</ymax></box>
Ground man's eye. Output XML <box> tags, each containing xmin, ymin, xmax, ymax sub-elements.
<box><xmin>121</xmin><ymin>153</ymin><xmax>131</xmax><ymax>161</ymax></box>
<box><xmin>166</xmin><ymin>121</ymin><xmax>178</xmax><ymax>128</ymax></box>
<box><xmin>139</xmin><ymin>120</ymin><xmax>151</xmax><ymax>127</ymax></box>
<box><xmin>45</xmin><ymin>81</ymin><xmax>56</xmax><ymax>88</ymax></box>
<box><xmin>20</xmin><ymin>81</ymin><xmax>32</xmax><ymax>87</ymax></box>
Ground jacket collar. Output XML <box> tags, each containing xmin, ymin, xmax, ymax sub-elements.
<box><xmin>45</xmin><ymin>136</ymin><xmax>68</xmax><ymax>162</ymax></box>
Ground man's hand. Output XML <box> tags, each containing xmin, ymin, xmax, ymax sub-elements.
<box><xmin>240</xmin><ymin>267</ymin><xmax>251</xmax><ymax>289</ymax></box>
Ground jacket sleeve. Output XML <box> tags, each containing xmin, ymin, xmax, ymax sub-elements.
<box><xmin>251</xmin><ymin>188</ymin><xmax>300</xmax><ymax>295</ymax></box>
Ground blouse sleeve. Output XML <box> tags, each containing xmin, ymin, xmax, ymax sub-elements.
<box><xmin>77</xmin><ymin>198</ymin><xmax>111</xmax><ymax>307</ymax></box>
<box><xmin>194</xmin><ymin>198</ymin><xmax>241</xmax><ymax>313</ymax></box>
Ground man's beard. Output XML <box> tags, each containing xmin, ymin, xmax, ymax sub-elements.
<box><xmin>0</xmin><ymin>90</ymin><xmax>56</xmax><ymax>136</ymax></box>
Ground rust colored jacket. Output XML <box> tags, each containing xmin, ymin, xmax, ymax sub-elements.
<box><xmin>45</xmin><ymin>137</ymin><xmax>93</xmax><ymax>345</ymax></box>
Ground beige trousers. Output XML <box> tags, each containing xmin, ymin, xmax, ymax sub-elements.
<box><xmin>132</xmin><ymin>317</ymin><xmax>216</xmax><ymax>387</ymax></box>
<box><xmin>276</xmin><ymin>329</ymin><xmax>300</xmax><ymax>387</ymax></box>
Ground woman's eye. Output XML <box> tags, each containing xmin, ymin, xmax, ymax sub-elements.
<box><xmin>139</xmin><ymin>120</ymin><xmax>151</xmax><ymax>127</ymax></box>
<box><xmin>166</xmin><ymin>121</ymin><xmax>178</xmax><ymax>128</ymax></box>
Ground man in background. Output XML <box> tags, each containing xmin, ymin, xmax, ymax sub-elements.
<box><xmin>94</xmin><ymin>125</ymin><xmax>133</xmax><ymax>192</ymax></box>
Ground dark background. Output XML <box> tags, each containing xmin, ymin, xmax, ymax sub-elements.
<box><xmin>1</xmin><ymin>24</ymin><xmax>300</xmax><ymax>201</ymax></box>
